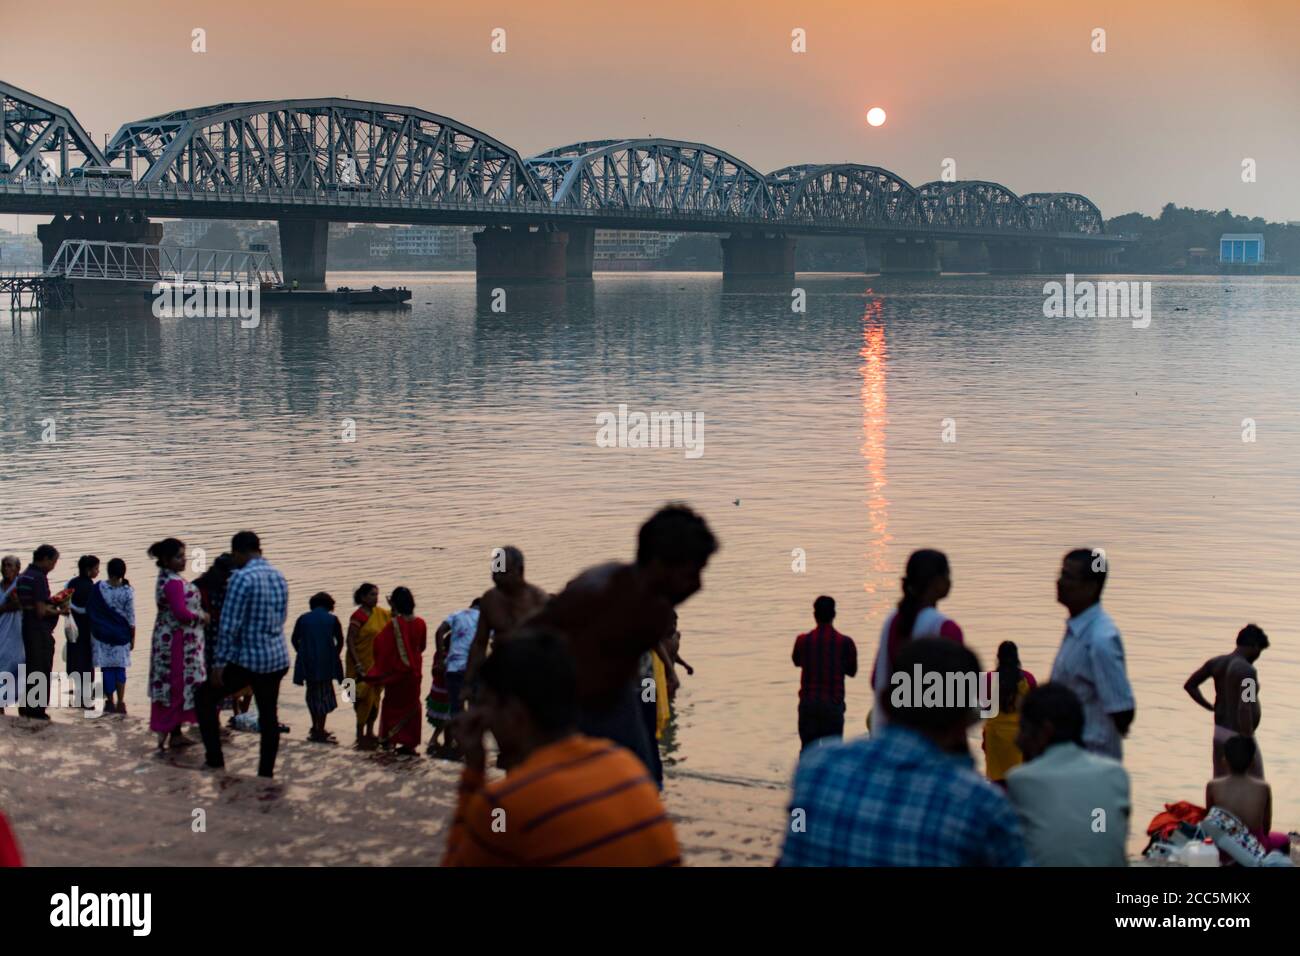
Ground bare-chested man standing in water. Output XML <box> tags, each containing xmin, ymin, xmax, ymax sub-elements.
<box><xmin>464</xmin><ymin>546</ymin><xmax>548</xmax><ymax>690</ymax></box>
<box><xmin>1184</xmin><ymin>623</ymin><xmax>1270</xmax><ymax>778</ymax></box>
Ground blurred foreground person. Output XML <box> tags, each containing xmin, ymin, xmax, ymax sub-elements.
<box><xmin>1005</xmin><ymin>683</ymin><xmax>1130</xmax><ymax>866</ymax></box>
<box><xmin>443</xmin><ymin>629</ymin><xmax>680</xmax><ymax>867</ymax></box>
<box><xmin>780</xmin><ymin>638</ymin><xmax>1028</xmax><ymax>867</ymax></box>
<box><xmin>528</xmin><ymin>504</ymin><xmax>717</xmax><ymax>785</ymax></box>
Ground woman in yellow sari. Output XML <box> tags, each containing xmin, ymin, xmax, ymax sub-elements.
<box><xmin>347</xmin><ymin>582</ymin><xmax>391</xmax><ymax>748</ymax></box>
<box><xmin>982</xmin><ymin>641</ymin><xmax>1037</xmax><ymax>785</ymax></box>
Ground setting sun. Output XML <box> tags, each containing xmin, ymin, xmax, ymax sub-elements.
<box><xmin>866</xmin><ymin>106</ymin><xmax>887</xmax><ymax>127</ymax></box>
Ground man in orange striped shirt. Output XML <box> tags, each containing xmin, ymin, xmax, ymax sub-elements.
<box><xmin>442</xmin><ymin>629</ymin><xmax>681</xmax><ymax>867</ymax></box>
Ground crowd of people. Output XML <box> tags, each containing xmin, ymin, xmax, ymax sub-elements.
<box><xmin>0</xmin><ymin>511</ymin><xmax>1292</xmax><ymax>867</ymax></box>
<box><xmin>784</xmin><ymin>547</ymin><xmax>1291</xmax><ymax>865</ymax></box>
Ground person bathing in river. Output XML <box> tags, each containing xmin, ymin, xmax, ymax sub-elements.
<box><xmin>1184</xmin><ymin>624</ymin><xmax>1269</xmax><ymax>778</ymax></box>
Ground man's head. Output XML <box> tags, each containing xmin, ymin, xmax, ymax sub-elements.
<box><xmin>883</xmin><ymin>637</ymin><xmax>983</xmax><ymax>753</ymax></box>
<box><xmin>635</xmin><ymin>504</ymin><xmax>718</xmax><ymax>605</ymax></box>
<box><xmin>813</xmin><ymin>595</ymin><xmax>836</xmax><ymax>625</ymax></box>
<box><xmin>1223</xmin><ymin>734</ymin><xmax>1257</xmax><ymax>776</ymax></box>
<box><xmin>1235</xmin><ymin>624</ymin><xmax>1269</xmax><ymax>663</ymax></box>
<box><xmin>309</xmin><ymin>591</ymin><xmax>335</xmax><ymax>612</ymax></box>
<box><xmin>230</xmin><ymin>530</ymin><xmax>261</xmax><ymax>568</ymax></box>
<box><xmin>1015</xmin><ymin>683</ymin><xmax>1086</xmax><ymax>761</ymax></box>
<box><xmin>474</xmin><ymin>628</ymin><xmax>577</xmax><ymax>768</ymax></box>
<box><xmin>32</xmin><ymin>544</ymin><xmax>59</xmax><ymax>571</ymax></box>
<box><xmin>1057</xmin><ymin>548</ymin><xmax>1106</xmax><ymax>615</ymax></box>
<box><xmin>490</xmin><ymin>546</ymin><xmax>525</xmax><ymax>590</ymax></box>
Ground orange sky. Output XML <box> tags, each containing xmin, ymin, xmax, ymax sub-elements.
<box><xmin>3</xmin><ymin>0</ymin><xmax>1298</xmax><ymax>220</ymax></box>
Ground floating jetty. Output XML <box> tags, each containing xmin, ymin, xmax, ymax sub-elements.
<box><xmin>261</xmin><ymin>285</ymin><xmax>411</xmax><ymax>306</ymax></box>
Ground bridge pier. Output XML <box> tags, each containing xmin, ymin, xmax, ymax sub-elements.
<box><xmin>278</xmin><ymin>219</ymin><xmax>329</xmax><ymax>290</ymax></box>
<box><xmin>563</xmin><ymin>227</ymin><xmax>595</xmax><ymax>278</ymax></box>
<box><xmin>473</xmin><ymin>226</ymin><xmax>568</xmax><ymax>281</ymax></box>
<box><xmin>878</xmin><ymin>238</ymin><xmax>940</xmax><ymax>275</ymax></box>
<box><xmin>37</xmin><ymin>211</ymin><xmax>162</xmax><ymax>267</ymax></box>
<box><xmin>720</xmin><ymin>233</ymin><xmax>795</xmax><ymax>278</ymax></box>
<box><xmin>985</xmin><ymin>241</ymin><xmax>1042</xmax><ymax>274</ymax></box>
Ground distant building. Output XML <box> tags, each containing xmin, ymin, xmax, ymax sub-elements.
<box><xmin>390</xmin><ymin>226</ymin><xmax>475</xmax><ymax>258</ymax></box>
<box><xmin>594</xmin><ymin>230</ymin><xmax>680</xmax><ymax>268</ymax></box>
<box><xmin>370</xmin><ymin>241</ymin><xmax>392</xmax><ymax>259</ymax></box>
<box><xmin>168</xmin><ymin>219</ymin><xmax>213</xmax><ymax>247</ymax></box>
<box><xmin>1219</xmin><ymin>233</ymin><xmax>1264</xmax><ymax>265</ymax></box>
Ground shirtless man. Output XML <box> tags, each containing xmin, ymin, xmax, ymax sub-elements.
<box><xmin>1206</xmin><ymin>735</ymin><xmax>1287</xmax><ymax>854</ymax></box>
<box><xmin>464</xmin><ymin>546</ymin><xmax>548</xmax><ymax>690</ymax></box>
<box><xmin>1184</xmin><ymin>624</ymin><xmax>1269</xmax><ymax>778</ymax></box>
<box><xmin>528</xmin><ymin>504</ymin><xmax>718</xmax><ymax>783</ymax></box>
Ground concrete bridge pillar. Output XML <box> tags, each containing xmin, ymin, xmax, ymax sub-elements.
<box><xmin>474</xmin><ymin>226</ymin><xmax>568</xmax><ymax>280</ymax></box>
<box><xmin>38</xmin><ymin>211</ymin><xmax>163</xmax><ymax>267</ymax></box>
<box><xmin>278</xmin><ymin>219</ymin><xmax>329</xmax><ymax>290</ymax></box>
<box><xmin>563</xmin><ymin>227</ymin><xmax>595</xmax><ymax>278</ymax></box>
<box><xmin>879</xmin><ymin>238</ymin><xmax>940</xmax><ymax>275</ymax></box>
<box><xmin>985</xmin><ymin>241</ymin><xmax>1042</xmax><ymax>274</ymax></box>
<box><xmin>720</xmin><ymin>233</ymin><xmax>796</xmax><ymax>278</ymax></box>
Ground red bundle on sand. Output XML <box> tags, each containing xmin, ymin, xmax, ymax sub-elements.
<box><xmin>1147</xmin><ymin>801</ymin><xmax>1207</xmax><ymax>839</ymax></box>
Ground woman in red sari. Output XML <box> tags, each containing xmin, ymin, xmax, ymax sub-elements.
<box><xmin>365</xmin><ymin>587</ymin><xmax>427</xmax><ymax>756</ymax></box>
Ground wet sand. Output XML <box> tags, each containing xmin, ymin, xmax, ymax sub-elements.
<box><xmin>0</xmin><ymin>711</ymin><xmax>784</xmax><ymax>866</ymax></box>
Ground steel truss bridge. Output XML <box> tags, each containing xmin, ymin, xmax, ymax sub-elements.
<box><xmin>0</xmin><ymin>80</ymin><xmax>1114</xmax><ymax>241</ymax></box>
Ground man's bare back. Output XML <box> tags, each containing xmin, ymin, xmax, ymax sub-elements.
<box><xmin>1206</xmin><ymin>774</ymin><xmax>1272</xmax><ymax>835</ymax></box>
<box><xmin>1186</xmin><ymin>652</ymin><xmax>1259</xmax><ymax>732</ymax></box>
<box><xmin>464</xmin><ymin>581</ymin><xmax>548</xmax><ymax>681</ymax></box>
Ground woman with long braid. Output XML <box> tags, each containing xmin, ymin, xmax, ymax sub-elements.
<box><xmin>869</xmin><ymin>549</ymin><xmax>964</xmax><ymax>732</ymax></box>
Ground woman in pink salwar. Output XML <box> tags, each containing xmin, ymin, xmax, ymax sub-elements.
<box><xmin>147</xmin><ymin>538</ymin><xmax>208</xmax><ymax>754</ymax></box>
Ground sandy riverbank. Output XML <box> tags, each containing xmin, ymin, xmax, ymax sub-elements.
<box><xmin>0</xmin><ymin>711</ymin><xmax>784</xmax><ymax>867</ymax></box>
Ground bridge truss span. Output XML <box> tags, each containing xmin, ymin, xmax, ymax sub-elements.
<box><xmin>104</xmin><ymin>99</ymin><xmax>545</xmax><ymax>204</ymax></box>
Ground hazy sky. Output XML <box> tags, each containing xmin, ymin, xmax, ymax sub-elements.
<box><xmin>3</xmin><ymin>0</ymin><xmax>1298</xmax><ymax>222</ymax></box>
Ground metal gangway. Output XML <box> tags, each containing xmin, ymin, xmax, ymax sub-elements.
<box><xmin>44</xmin><ymin>240</ymin><xmax>282</xmax><ymax>286</ymax></box>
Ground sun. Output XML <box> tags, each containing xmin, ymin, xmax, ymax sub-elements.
<box><xmin>866</xmin><ymin>107</ymin><xmax>887</xmax><ymax>128</ymax></box>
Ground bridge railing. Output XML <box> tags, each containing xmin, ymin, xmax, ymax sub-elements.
<box><xmin>0</xmin><ymin>176</ymin><xmax>1127</xmax><ymax>242</ymax></box>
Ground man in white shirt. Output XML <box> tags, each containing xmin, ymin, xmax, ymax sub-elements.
<box><xmin>1006</xmin><ymin>682</ymin><xmax>1130</xmax><ymax>866</ymax></box>
<box><xmin>1049</xmin><ymin>549</ymin><xmax>1135</xmax><ymax>760</ymax></box>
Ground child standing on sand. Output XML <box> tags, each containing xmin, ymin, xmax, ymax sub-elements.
<box><xmin>93</xmin><ymin>559</ymin><xmax>135</xmax><ymax>716</ymax></box>
<box><xmin>425</xmin><ymin>649</ymin><xmax>451</xmax><ymax>756</ymax></box>
<box><xmin>291</xmin><ymin>592</ymin><xmax>345</xmax><ymax>744</ymax></box>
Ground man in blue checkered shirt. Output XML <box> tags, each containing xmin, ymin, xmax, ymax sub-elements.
<box><xmin>779</xmin><ymin>638</ymin><xmax>1030</xmax><ymax>867</ymax></box>
<box><xmin>196</xmin><ymin>530</ymin><xmax>290</xmax><ymax>778</ymax></box>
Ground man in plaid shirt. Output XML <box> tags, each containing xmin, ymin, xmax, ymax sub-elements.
<box><xmin>196</xmin><ymin>530</ymin><xmax>290</xmax><ymax>778</ymax></box>
<box><xmin>779</xmin><ymin>638</ymin><xmax>1029</xmax><ymax>867</ymax></box>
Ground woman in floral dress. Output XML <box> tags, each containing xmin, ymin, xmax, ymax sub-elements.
<box><xmin>146</xmin><ymin>538</ymin><xmax>208</xmax><ymax>754</ymax></box>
